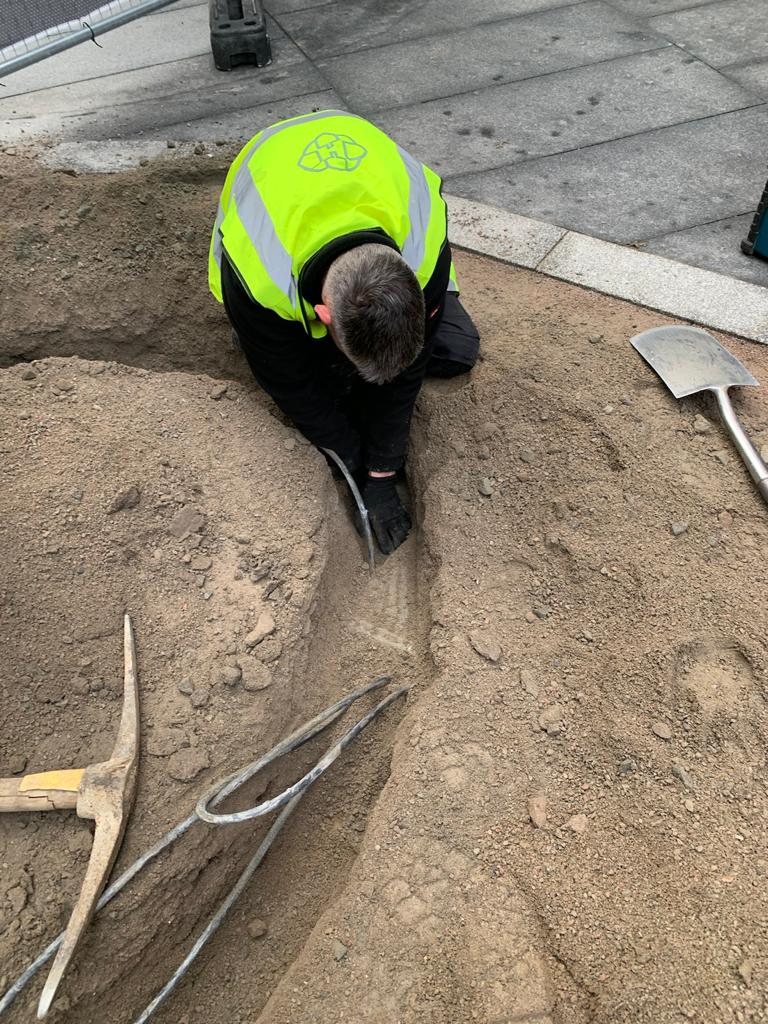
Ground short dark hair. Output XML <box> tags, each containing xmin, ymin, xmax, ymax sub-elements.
<box><xmin>323</xmin><ymin>244</ymin><xmax>425</xmax><ymax>384</ymax></box>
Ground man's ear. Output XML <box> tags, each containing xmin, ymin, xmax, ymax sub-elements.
<box><xmin>314</xmin><ymin>303</ymin><xmax>332</xmax><ymax>326</ymax></box>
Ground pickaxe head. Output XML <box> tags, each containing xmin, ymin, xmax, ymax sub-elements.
<box><xmin>0</xmin><ymin>615</ymin><xmax>140</xmax><ymax>1018</ymax></box>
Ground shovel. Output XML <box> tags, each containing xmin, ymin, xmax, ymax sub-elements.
<box><xmin>631</xmin><ymin>325</ymin><xmax>768</xmax><ymax>505</ymax></box>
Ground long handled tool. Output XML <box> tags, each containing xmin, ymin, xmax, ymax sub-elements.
<box><xmin>2</xmin><ymin>676</ymin><xmax>407</xmax><ymax>1023</ymax></box>
<box><xmin>0</xmin><ymin>614</ymin><xmax>140</xmax><ymax>1018</ymax></box>
<box><xmin>631</xmin><ymin>325</ymin><xmax>768</xmax><ymax>505</ymax></box>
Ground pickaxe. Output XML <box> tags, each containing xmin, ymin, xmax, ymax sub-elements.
<box><xmin>0</xmin><ymin>614</ymin><xmax>139</xmax><ymax>1018</ymax></box>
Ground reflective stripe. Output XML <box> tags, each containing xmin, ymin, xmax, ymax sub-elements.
<box><xmin>224</xmin><ymin>110</ymin><xmax>363</xmax><ymax>309</ymax></box>
<box><xmin>232</xmin><ymin>169</ymin><xmax>297</xmax><ymax>307</ymax></box>
<box><xmin>212</xmin><ymin>203</ymin><xmax>224</xmax><ymax>269</ymax></box>
<box><xmin>217</xmin><ymin>111</ymin><xmax>439</xmax><ymax>313</ymax></box>
<box><xmin>397</xmin><ymin>145</ymin><xmax>432</xmax><ymax>272</ymax></box>
<box><xmin>447</xmin><ymin>275</ymin><xmax>459</xmax><ymax>293</ymax></box>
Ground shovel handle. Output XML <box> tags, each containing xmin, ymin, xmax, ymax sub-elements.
<box><xmin>715</xmin><ymin>388</ymin><xmax>768</xmax><ymax>505</ymax></box>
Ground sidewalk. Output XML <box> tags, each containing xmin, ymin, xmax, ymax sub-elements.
<box><xmin>1</xmin><ymin>0</ymin><xmax>766</xmax><ymax>286</ymax></box>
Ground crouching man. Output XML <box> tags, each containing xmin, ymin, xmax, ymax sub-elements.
<box><xmin>209</xmin><ymin>110</ymin><xmax>479</xmax><ymax>554</ymax></box>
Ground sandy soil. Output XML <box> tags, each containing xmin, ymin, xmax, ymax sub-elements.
<box><xmin>1</xmin><ymin>152</ymin><xmax>767</xmax><ymax>1024</ymax></box>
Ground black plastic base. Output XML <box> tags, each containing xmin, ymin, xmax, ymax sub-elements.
<box><xmin>209</xmin><ymin>0</ymin><xmax>272</xmax><ymax>71</ymax></box>
<box><xmin>741</xmin><ymin>237</ymin><xmax>756</xmax><ymax>257</ymax></box>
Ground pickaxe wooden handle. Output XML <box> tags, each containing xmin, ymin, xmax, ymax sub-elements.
<box><xmin>0</xmin><ymin>769</ymin><xmax>83</xmax><ymax>812</ymax></box>
<box><xmin>0</xmin><ymin>614</ymin><xmax>140</xmax><ymax>1019</ymax></box>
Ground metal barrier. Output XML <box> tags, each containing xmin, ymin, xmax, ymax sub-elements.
<box><xmin>0</xmin><ymin>0</ymin><xmax>179</xmax><ymax>78</ymax></box>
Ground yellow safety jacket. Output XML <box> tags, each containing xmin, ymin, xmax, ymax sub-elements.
<box><xmin>208</xmin><ymin>110</ymin><xmax>453</xmax><ymax>339</ymax></box>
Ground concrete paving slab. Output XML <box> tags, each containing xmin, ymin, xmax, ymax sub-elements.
<box><xmin>315</xmin><ymin>2</ymin><xmax>668</xmax><ymax>113</ymax></box>
<box><xmin>375</xmin><ymin>48</ymin><xmax>754</xmax><ymax>179</ymax></box>
<box><xmin>265</xmin><ymin>0</ymin><xmax>335</xmax><ymax>12</ymax></box>
<box><xmin>447</xmin><ymin>105</ymin><xmax>767</xmax><ymax>246</ymax></box>
<box><xmin>643</xmin><ymin>215</ymin><xmax>768</xmax><ymax>288</ymax></box>
<box><xmin>1</xmin><ymin>36</ymin><xmax>322</xmax><ymax>142</ymax></box>
<box><xmin>130</xmin><ymin>88</ymin><xmax>343</xmax><ymax>140</ymax></box>
<box><xmin>650</xmin><ymin>0</ymin><xmax>768</xmax><ymax>68</ymax></box>
<box><xmin>446</xmin><ymin>195</ymin><xmax>565</xmax><ymax>268</ymax></box>
<box><xmin>608</xmin><ymin>0</ymin><xmax>707</xmax><ymax>12</ymax></box>
<box><xmin>538</xmin><ymin>230</ymin><xmax>768</xmax><ymax>342</ymax></box>
<box><xmin>35</xmin><ymin>88</ymin><xmax>342</xmax><ymax>158</ymax></box>
<box><xmin>1</xmin><ymin>3</ymin><xmax>211</xmax><ymax>97</ymax></box>
<box><xmin>721</xmin><ymin>59</ymin><xmax>768</xmax><ymax>101</ymax></box>
<box><xmin>276</xmin><ymin>0</ymin><xmax>566</xmax><ymax>60</ymax></box>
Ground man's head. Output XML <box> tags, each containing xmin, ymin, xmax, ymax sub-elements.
<box><xmin>315</xmin><ymin>243</ymin><xmax>425</xmax><ymax>384</ymax></box>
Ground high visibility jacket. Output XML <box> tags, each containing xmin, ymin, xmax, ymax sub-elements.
<box><xmin>208</xmin><ymin>110</ymin><xmax>452</xmax><ymax>339</ymax></box>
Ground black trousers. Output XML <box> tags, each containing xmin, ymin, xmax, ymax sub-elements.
<box><xmin>427</xmin><ymin>292</ymin><xmax>480</xmax><ymax>378</ymax></box>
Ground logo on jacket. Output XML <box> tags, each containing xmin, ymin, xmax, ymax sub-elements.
<box><xmin>298</xmin><ymin>132</ymin><xmax>367</xmax><ymax>173</ymax></box>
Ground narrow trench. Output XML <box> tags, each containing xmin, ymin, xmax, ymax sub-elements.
<box><xmin>149</xmin><ymin>486</ymin><xmax>434</xmax><ymax>1024</ymax></box>
<box><xmin>1</xmin><ymin>334</ymin><xmax>435</xmax><ymax>1023</ymax></box>
<box><xmin>0</xmin><ymin>329</ymin><xmax>249</xmax><ymax>383</ymax></box>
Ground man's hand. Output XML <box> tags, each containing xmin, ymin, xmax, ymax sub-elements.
<box><xmin>361</xmin><ymin>473</ymin><xmax>411</xmax><ymax>555</ymax></box>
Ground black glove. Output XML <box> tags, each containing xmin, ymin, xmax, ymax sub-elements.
<box><xmin>361</xmin><ymin>475</ymin><xmax>411</xmax><ymax>555</ymax></box>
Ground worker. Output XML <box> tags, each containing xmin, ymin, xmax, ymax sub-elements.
<box><xmin>209</xmin><ymin>110</ymin><xmax>479</xmax><ymax>555</ymax></box>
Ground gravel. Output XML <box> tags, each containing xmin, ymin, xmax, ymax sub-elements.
<box><xmin>108</xmin><ymin>485</ymin><xmax>141</xmax><ymax>514</ymax></box>
<box><xmin>167</xmin><ymin>746</ymin><xmax>209</xmax><ymax>782</ymax></box>
<box><xmin>168</xmin><ymin>506</ymin><xmax>205</xmax><ymax>540</ymax></box>
<box><xmin>672</xmin><ymin>763</ymin><xmax>696</xmax><ymax>791</ymax></box>
<box><xmin>245</xmin><ymin>610</ymin><xmax>276</xmax><ymax>648</ymax></box>
<box><xmin>218</xmin><ymin>664</ymin><xmax>243</xmax><ymax>688</ymax></box>
<box><xmin>566</xmin><ymin>813</ymin><xmax>588</xmax><ymax>834</ymax></box>
<box><xmin>538</xmin><ymin>705</ymin><xmax>563</xmax><ymax>737</ymax></box>
<box><xmin>468</xmin><ymin>630</ymin><xmax>502</xmax><ymax>663</ymax></box>
<box><xmin>244</xmin><ymin>662</ymin><xmax>273</xmax><ymax>692</ymax></box>
<box><xmin>146</xmin><ymin>727</ymin><xmax>187</xmax><ymax>756</ymax></box>
<box><xmin>528</xmin><ymin>795</ymin><xmax>548</xmax><ymax>829</ymax></box>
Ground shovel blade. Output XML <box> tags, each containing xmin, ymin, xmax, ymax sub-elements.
<box><xmin>631</xmin><ymin>325</ymin><xmax>758</xmax><ymax>399</ymax></box>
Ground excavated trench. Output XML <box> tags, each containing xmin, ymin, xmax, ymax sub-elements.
<box><xmin>163</xmin><ymin>500</ymin><xmax>435</xmax><ymax>1024</ymax></box>
<box><xmin>118</xmin><ymin>502</ymin><xmax>435</xmax><ymax>1024</ymax></box>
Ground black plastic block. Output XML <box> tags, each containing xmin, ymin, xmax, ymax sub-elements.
<box><xmin>209</xmin><ymin>0</ymin><xmax>272</xmax><ymax>71</ymax></box>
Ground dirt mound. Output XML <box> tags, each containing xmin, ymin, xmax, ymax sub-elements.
<box><xmin>0</xmin><ymin>151</ymin><xmax>236</xmax><ymax>377</ymax></box>
<box><xmin>255</xmin><ymin>260</ymin><xmax>768</xmax><ymax>1024</ymax></box>
<box><xmin>1</xmin><ymin>154</ymin><xmax>768</xmax><ymax>1024</ymax></box>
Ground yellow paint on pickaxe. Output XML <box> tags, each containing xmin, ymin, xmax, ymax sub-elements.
<box><xmin>0</xmin><ymin>614</ymin><xmax>140</xmax><ymax>1018</ymax></box>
